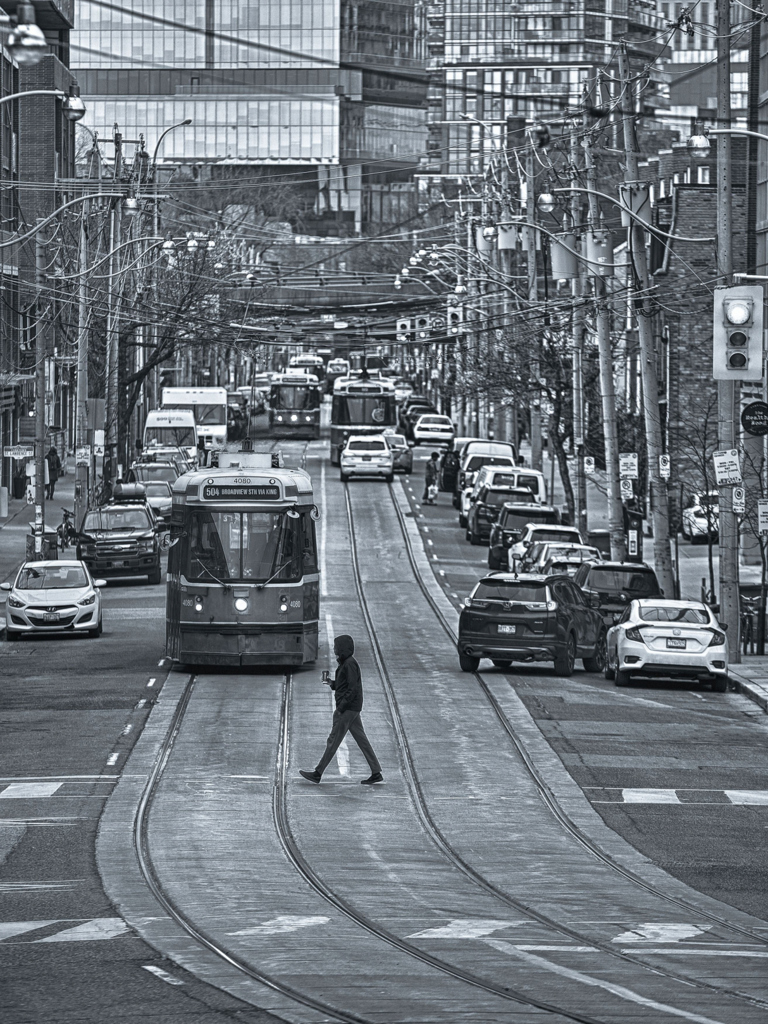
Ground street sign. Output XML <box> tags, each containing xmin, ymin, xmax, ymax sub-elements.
<box><xmin>93</xmin><ymin>444</ymin><xmax>105</xmax><ymax>457</ymax></box>
<box><xmin>3</xmin><ymin>444</ymin><xmax>34</xmax><ymax>460</ymax></box>
<box><xmin>620</xmin><ymin>478</ymin><xmax>634</xmax><ymax>500</ymax></box>
<box><xmin>733</xmin><ymin>486</ymin><xmax>746</xmax><ymax>513</ymax></box>
<box><xmin>712</xmin><ymin>449</ymin><xmax>742</xmax><ymax>486</ymax></box>
<box><xmin>94</xmin><ymin>429</ymin><xmax>105</xmax><ymax>446</ymax></box>
<box><xmin>759</xmin><ymin>499</ymin><xmax>768</xmax><ymax>534</ymax></box>
<box><xmin>619</xmin><ymin>452</ymin><xmax>638</xmax><ymax>479</ymax></box>
<box><xmin>76</xmin><ymin>446</ymin><xmax>91</xmax><ymax>467</ymax></box>
<box><xmin>741</xmin><ymin>401</ymin><xmax>768</xmax><ymax>436</ymax></box>
<box><xmin>659</xmin><ymin>454</ymin><xmax>671</xmax><ymax>479</ymax></box>
<box><xmin>584</xmin><ymin>456</ymin><xmax>595</xmax><ymax>475</ymax></box>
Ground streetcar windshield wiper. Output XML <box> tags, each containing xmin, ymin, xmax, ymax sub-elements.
<box><xmin>194</xmin><ymin>561</ymin><xmax>231</xmax><ymax>590</ymax></box>
<box><xmin>256</xmin><ymin>559</ymin><xmax>293</xmax><ymax>589</ymax></box>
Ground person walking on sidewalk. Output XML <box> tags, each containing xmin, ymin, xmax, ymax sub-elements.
<box><xmin>423</xmin><ymin>451</ymin><xmax>439</xmax><ymax>505</ymax></box>
<box><xmin>300</xmin><ymin>634</ymin><xmax>383</xmax><ymax>785</ymax></box>
<box><xmin>45</xmin><ymin>446</ymin><xmax>61</xmax><ymax>500</ymax></box>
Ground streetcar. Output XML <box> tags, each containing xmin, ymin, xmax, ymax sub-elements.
<box><xmin>269</xmin><ymin>372</ymin><xmax>323</xmax><ymax>439</ymax></box>
<box><xmin>330</xmin><ymin>376</ymin><xmax>397</xmax><ymax>465</ymax></box>
<box><xmin>166</xmin><ymin>445</ymin><xmax>319</xmax><ymax>667</ymax></box>
<box><xmin>289</xmin><ymin>352</ymin><xmax>325</xmax><ymax>374</ymax></box>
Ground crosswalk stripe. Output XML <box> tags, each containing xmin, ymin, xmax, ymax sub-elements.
<box><xmin>0</xmin><ymin>921</ymin><xmax>59</xmax><ymax>941</ymax></box>
<box><xmin>35</xmin><ymin>917</ymin><xmax>129</xmax><ymax>942</ymax></box>
<box><xmin>724</xmin><ymin>790</ymin><xmax>768</xmax><ymax>805</ymax></box>
<box><xmin>0</xmin><ymin>782</ymin><xmax>63</xmax><ymax>799</ymax></box>
<box><xmin>622</xmin><ymin>789</ymin><xmax>680</xmax><ymax>804</ymax></box>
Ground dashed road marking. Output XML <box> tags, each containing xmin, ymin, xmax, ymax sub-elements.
<box><xmin>589</xmin><ymin>788</ymin><xmax>768</xmax><ymax>806</ymax></box>
<box><xmin>621</xmin><ymin>789</ymin><xmax>680</xmax><ymax>804</ymax></box>
<box><xmin>613</xmin><ymin>924</ymin><xmax>709</xmax><ymax>943</ymax></box>
<box><xmin>0</xmin><ymin>782</ymin><xmax>63</xmax><ymax>800</ymax></box>
<box><xmin>143</xmin><ymin>965</ymin><xmax>184</xmax><ymax>985</ymax></box>
<box><xmin>409</xmin><ymin>919</ymin><xmax>521</xmax><ymax>939</ymax></box>
<box><xmin>107</xmin><ymin>754</ymin><xmax>118</xmax><ymax>766</ymax></box>
<box><xmin>147</xmin><ymin>677</ymin><xmax>156</xmax><ymax>687</ymax></box>
<box><xmin>0</xmin><ymin>921</ymin><xmax>58</xmax><ymax>941</ymax></box>
<box><xmin>121</xmin><ymin>724</ymin><xmax>133</xmax><ymax>736</ymax></box>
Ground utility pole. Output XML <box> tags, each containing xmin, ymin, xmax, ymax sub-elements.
<box><xmin>582</xmin><ymin>102</ymin><xmax>626</xmax><ymax>560</ymax></box>
<box><xmin>570</xmin><ymin>128</ymin><xmax>587</xmax><ymax>536</ymax></box>
<box><xmin>525</xmin><ymin>146</ymin><xmax>543</xmax><ymax>471</ymax></box>
<box><xmin>74</xmin><ymin>210</ymin><xmax>89</xmax><ymax>531</ymax></box>
<box><xmin>104</xmin><ymin>129</ymin><xmax>123</xmax><ymax>490</ymax></box>
<box><xmin>715</xmin><ymin>0</ymin><xmax>740</xmax><ymax>654</ymax></box>
<box><xmin>618</xmin><ymin>45</ymin><xmax>675</xmax><ymax>598</ymax></box>
<box><xmin>34</xmin><ymin>223</ymin><xmax>46</xmax><ymax>557</ymax></box>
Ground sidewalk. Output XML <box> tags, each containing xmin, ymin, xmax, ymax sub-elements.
<box><xmin>729</xmin><ymin>657</ymin><xmax>768</xmax><ymax>712</ymax></box>
<box><xmin>0</xmin><ymin>466</ymin><xmax>76</xmax><ymax>583</ymax></box>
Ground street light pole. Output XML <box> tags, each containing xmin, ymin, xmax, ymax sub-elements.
<box><xmin>74</xmin><ymin>210</ymin><xmax>89</xmax><ymax>531</ymax></box>
<box><xmin>34</xmin><ymin>222</ymin><xmax>47</xmax><ymax>557</ymax></box>
<box><xmin>525</xmin><ymin>147</ymin><xmax>543</xmax><ymax>472</ymax></box>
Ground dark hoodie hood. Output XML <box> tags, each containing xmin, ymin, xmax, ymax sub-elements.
<box><xmin>334</xmin><ymin>634</ymin><xmax>355</xmax><ymax>660</ymax></box>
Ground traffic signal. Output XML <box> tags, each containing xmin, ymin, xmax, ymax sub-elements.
<box><xmin>396</xmin><ymin>318</ymin><xmax>412</xmax><ymax>343</ymax></box>
<box><xmin>713</xmin><ymin>285</ymin><xmax>764</xmax><ymax>381</ymax></box>
<box><xmin>414</xmin><ymin>314</ymin><xmax>431</xmax><ymax>340</ymax></box>
<box><xmin>446</xmin><ymin>305</ymin><xmax>464</xmax><ymax>334</ymax></box>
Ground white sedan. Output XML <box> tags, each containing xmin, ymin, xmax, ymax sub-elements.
<box><xmin>339</xmin><ymin>434</ymin><xmax>395</xmax><ymax>482</ymax></box>
<box><xmin>2</xmin><ymin>560</ymin><xmax>105</xmax><ymax>640</ymax></box>
<box><xmin>681</xmin><ymin>492</ymin><xmax>719</xmax><ymax>542</ymax></box>
<box><xmin>605</xmin><ymin>599</ymin><xmax>728</xmax><ymax>692</ymax></box>
<box><xmin>412</xmin><ymin>414</ymin><xmax>455</xmax><ymax>446</ymax></box>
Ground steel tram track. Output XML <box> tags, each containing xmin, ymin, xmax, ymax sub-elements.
<box><xmin>345</xmin><ymin>481</ymin><xmax>768</xmax><ymax>1011</ymax></box>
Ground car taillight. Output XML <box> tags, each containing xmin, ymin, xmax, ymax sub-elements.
<box><xmin>708</xmin><ymin>629</ymin><xmax>726</xmax><ymax>647</ymax></box>
<box><xmin>464</xmin><ymin>597</ymin><xmax>488</xmax><ymax>609</ymax></box>
<box><xmin>626</xmin><ymin>627</ymin><xmax>645</xmax><ymax>643</ymax></box>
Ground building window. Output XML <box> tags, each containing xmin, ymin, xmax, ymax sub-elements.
<box><xmin>697</xmin><ymin>165</ymin><xmax>710</xmax><ymax>184</ymax></box>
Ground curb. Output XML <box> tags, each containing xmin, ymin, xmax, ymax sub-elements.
<box><xmin>729</xmin><ymin>668</ymin><xmax>768</xmax><ymax>712</ymax></box>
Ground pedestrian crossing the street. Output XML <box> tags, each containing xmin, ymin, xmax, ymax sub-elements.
<box><xmin>588</xmin><ymin>788</ymin><xmax>768</xmax><ymax>805</ymax></box>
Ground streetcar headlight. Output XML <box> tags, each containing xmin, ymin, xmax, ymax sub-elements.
<box><xmin>279</xmin><ymin>593</ymin><xmax>288</xmax><ymax>613</ymax></box>
<box><xmin>276</xmin><ymin>415</ymin><xmax>283</xmax><ymax>421</ymax></box>
<box><xmin>194</xmin><ymin>596</ymin><xmax>204</xmax><ymax>612</ymax></box>
<box><xmin>234</xmin><ymin>597</ymin><xmax>248</xmax><ymax>613</ymax></box>
<box><xmin>291</xmin><ymin>414</ymin><xmax>298</xmax><ymax>422</ymax></box>
<box><xmin>305</xmin><ymin>416</ymin><xmax>312</xmax><ymax>422</ymax></box>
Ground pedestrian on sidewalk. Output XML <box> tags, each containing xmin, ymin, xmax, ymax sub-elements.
<box><xmin>300</xmin><ymin>634</ymin><xmax>383</xmax><ymax>786</ymax></box>
<box><xmin>45</xmin><ymin>446</ymin><xmax>61</xmax><ymax>500</ymax></box>
<box><xmin>423</xmin><ymin>451</ymin><xmax>439</xmax><ymax>505</ymax></box>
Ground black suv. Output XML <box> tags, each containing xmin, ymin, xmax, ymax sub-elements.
<box><xmin>488</xmin><ymin>503</ymin><xmax>562</xmax><ymax>569</ymax></box>
<box><xmin>77</xmin><ymin>490</ymin><xmax>162</xmax><ymax>584</ymax></box>
<box><xmin>573</xmin><ymin>561</ymin><xmax>662</xmax><ymax>626</ymax></box>
<box><xmin>466</xmin><ymin>487</ymin><xmax>537</xmax><ymax>546</ymax></box>
<box><xmin>458</xmin><ymin>572</ymin><xmax>605</xmax><ymax>676</ymax></box>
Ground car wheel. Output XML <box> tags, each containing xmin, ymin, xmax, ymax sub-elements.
<box><xmin>459</xmin><ymin>652</ymin><xmax>480</xmax><ymax>672</ymax></box>
<box><xmin>89</xmin><ymin>618</ymin><xmax>103</xmax><ymax>639</ymax></box>
<box><xmin>554</xmin><ymin>634</ymin><xmax>576</xmax><ymax>677</ymax></box>
<box><xmin>385</xmin><ymin>474</ymin><xmax>394</xmax><ymax>484</ymax></box>
<box><xmin>405</xmin><ymin>465</ymin><xmax>412</xmax><ymax>475</ymax></box>
<box><xmin>469</xmin><ymin>526</ymin><xmax>480</xmax><ymax>546</ymax></box>
<box><xmin>148</xmin><ymin>565</ymin><xmax>162</xmax><ymax>586</ymax></box>
<box><xmin>604</xmin><ymin>656</ymin><xmax>616</xmax><ymax>681</ymax></box>
<box><xmin>459</xmin><ymin>515</ymin><xmax>467</xmax><ymax>529</ymax></box>
<box><xmin>452</xmin><ymin>496</ymin><xmax>460</xmax><ymax>509</ymax></box>
<box><xmin>583</xmin><ymin>630</ymin><xmax>607</xmax><ymax>674</ymax></box>
<box><xmin>615</xmin><ymin>669</ymin><xmax>632</xmax><ymax>687</ymax></box>
<box><xmin>711</xmin><ymin>676</ymin><xmax>728</xmax><ymax>693</ymax></box>
<box><xmin>340</xmin><ymin>471</ymin><xmax>349</xmax><ymax>482</ymax></box>
<box><xmin>492</xmin><ymin>659</ymin><xmax>512</xmax><ymax>669</ymax></box>
<box><xmin>5</xmin><ymin>628</ymin><xmax>21</xmax><ymax>642</ymax></box>
<box><xmin>488</xmin><ymin>555</ymin><xmax>501</xmax><ymax>570</ymax></box>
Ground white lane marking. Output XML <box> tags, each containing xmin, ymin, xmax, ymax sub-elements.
<box><xmin>622</xmin><ymin>949</ymin><xmax>768</xmax><ymax>957</ymax></box>
<box><xmin>0</xmin><ymin>921</ymin><xmax>58</xmax><ymax>941</ymax></box>
<box><xmin>228</xmin><ymin>775</ymin><xmax>269</xmax><ymax>779</ymax></box>
<box><xmin>134</xmin><ymin>699</ymin><xmax>146</xmax><ymax>709</ymax></box>
<box><xmin>0</xmin><ymin>880</ymin><xmax>82</xmax><ymax>892</ymax></box>
<box><xmin>320</xmin><ymin>459</ymin><xmax>328</xmax><ymax>597</ymax></box>
<box><xmin>613</xmin><ymin>924</ymin><xmax>709</xmax><ymax>943</ymax></box>
<box><xmin>0</xmin><ymin>776</ymin><xmax>118</xmax><ymax>781</ymax></box>
<box><xmin>515</xmin><ymin>945</ymin><xmax>598</xmax><ymax>952</ymax></box>
<box><xmin>36</xmin><ymin>917</ymin><xmax>130</xmax><ymax>942</ymax></box>
<box><xmin>228</xmin><ymin>915</ymin><xmax>329</xmax><ymax>937</ymax></box>
<box><xmin>621</xmin><ymin>789</ymin><xmax>680</xmax><ymax>804</ymax></box>
<box><xmin>0</xmin><ymin>818</ymin><xmax>82</xmax><ymax>827</ymax></box>
<box><xmin>143</xmin><ymin>965</ymin><xmax>184</xmax><ymax>985</ymax></box>
<box><xmin>426</xmin><ymin>539</ymin><xmax>433</xmax><ymax>546</ymax></box>
<box><xmin>147</xmin><ymin>678</ymin><xmax>156</xmax><ymax>687</ymax></box>
<box><xmin>725</xmin><ymin>790</ymin><xmax>768</xmax><ymax>805</ymax></box>
<box><xmin>439</xmin><ymin>570</ymin><xmax>446</xmax><ymax>577</ymax></box>
<box><xmin>0</xmin><ymin>782</ymin><xmax>63</xmax><ymax>799</ymax></box>
<box><xmin>484</xmin><ymin>938</ymin><xmax>728</xmax><ymax>1024</ymax></box>
<box><xmin>121</xmin><ymin>724</ymin><xmax>133</xmax><ymax>736</ymax></box>
<box><xmin>107</xmin><ymin>754</ymin><xmax>118</xmax><ymax>766</ymax></box>
<box><xmin>409</xmin><ymin>919</ymin><xmax>522</xmax><ymax>939</ymax></box>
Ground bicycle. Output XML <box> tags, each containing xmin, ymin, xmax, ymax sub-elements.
<box><xmin>56</xmin><ymin>508</ymin><xmax>78</xmax><ymax>549</ymax></box>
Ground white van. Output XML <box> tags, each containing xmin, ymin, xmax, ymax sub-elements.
<box><xmin>143</xmin><ymin>409</ymin><xmax>198</xmax><ymax>462</ymax></box>
<box><xmin>471</xmin><ymin>465</ymin><xmax>547</xmax><ymax>505</ymax></box>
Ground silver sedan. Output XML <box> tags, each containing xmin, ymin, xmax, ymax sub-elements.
<box><xmin>605</xmin><ymin>599</ymin><xmax>728</xmax><ymax>691</ymax></box>
<box><xmin>2</xmin><ymin>560</ymin><xmax>105</xmax><ymax>640</ymax></box>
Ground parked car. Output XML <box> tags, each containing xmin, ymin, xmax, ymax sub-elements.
<box><xmin>572</xmin><ymin>561</ymin><xmax>662</xmax><ymax>627</ymax></box>
<box><xmin>459</xmin><ymin>466</ymin><xmax>547</xmax><ymax>524</ymax></box>
<box><xmin>384</xmin><ymin>433</ymin><xmax>414</xmax><ymax>474</ymax></box>
<box><xmin>488</xmin><ymin>503</ymin><xmax>562</xmax><ymax>570</ymax></box>
<box><xmin>236</xmin><ymin>383</ymin><xmax>266</xmax><ymax>414</ymax></box>
<box><xmin>458</xmin><ymin>572</ymin><xmax>606</xmax><ymax>675</ymax></box>
<box><xmin>399</xmin><ymin>400</ymin><xmax>439</xmax><ymax>440</ymax></box>
<box><xmin>508</xmin><ymin>524</ymin><xmax>584</xmax><ymax>568</ymax></box>
<box><xmin>393</xmin><ymin>380</ymin><xmax>415</xmax><ymax>403</ymax></box>
<box><xmin>605</xmin><ymin>599</ymin><xmax>728</xmax><ymax>691</ymax></box>
<box><xmin>142</xmin><ymin>480</ymin><xmax>173</xmax><ymax>524</ymax></box>
<box><xmin>77</xmin><ymin>486</ymin><xmax>162</xmax><ymax>584</ymax></box>
<box><xmin>412</xmin><ymin>413</ymin><xmax>455</xmax><ymax>447</ymax></box>
<box><xmin>128</xmin><ymin>462</ymin><xmax>179</xmax><ymax>485</ymax></box>
<box><xmin>525</xmin><ymin>543</ymin><xmax>603</xmax><ymax>574</ymax></box>
<box><xmin>455</xmin><ymin>450</ymin><xmax>518</xmax><ymax>519</ymax></box>
<box><xmin>339</xmin><ymin>434</ymin><xmax>395</xmax><ymax>482</ymax></box>
<box><xmin>465</xmin><ymin>486</ymin><xmax>539</xmax><ymax>545</ymax></box>
<box><xmin>681</xmin><ymin>491</ymin><xmax>719</xmax><ymax>542</ymax></box>
<box><xmin>2</xmin><ymin>560</ymin><xmax>105</xmax><ymax>640</ymax></box>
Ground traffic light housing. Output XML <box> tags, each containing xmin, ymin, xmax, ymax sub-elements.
<box><xmin>396</xmin><ymin>318</ymin><xmax>412</xmax><ymax>343</ymax></box>
<box><xmin>713</xmin><ymin>285</ymin><xmax>764</xmax><ymax>381</ymax></box>
<box><xmin>446</xmin><ymin>304</ymin><xmax>464</xmax><ymax>335</ymax></box>
<box><xmin>414</xmin><ymin>314</ymin><xmax>431</xmax><ymax>340</ymax></box>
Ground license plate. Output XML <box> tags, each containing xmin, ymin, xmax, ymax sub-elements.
<box><xmin>362</xmin><ymin>455</ymin><xmax>371</xmax><ymax>461</ymax></box>
<box><xmin>43</xmin><ymin>612</ymin><xmax>60</xmax><ymax>622</ymax></box>
<box><xmin>666</xmin><ymin>637</ymin><xmax>686</xmax><ymax>649</ymax></box>
<box><xmin>498</xmin><ymin>624</ymin><xmax>516</xmax><ymax>635</ymax></box>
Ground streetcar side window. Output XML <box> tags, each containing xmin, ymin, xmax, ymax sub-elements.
<box><xmin>301</xmin><ymin>511</ymin><xmax>318</xmax><ymax>574</ymax></box>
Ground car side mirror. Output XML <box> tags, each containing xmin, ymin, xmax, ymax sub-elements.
<box><xmin>720</xmin><ymin>622</ymin><xmax>729</xmax><ymax>632</ymax></box>
<box><xmin>93</xmin><ymin>579</ymin><xmax>107</xmax><ymax>588</ymax></box>
<box><xmin>589</xmin><ymin>593</ymin><xmax>601</xmax><ymax>609</ymax></box>
<box><xmin>0</xmin><ymin>581</ymin><xmax>11</xmax><ymax>591</ymax></box>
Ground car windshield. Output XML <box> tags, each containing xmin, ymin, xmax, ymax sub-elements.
<box><xmin>483</xmin><ymin>490</ymin><xmax>523</xmax><ymax>508</ymax></box>
<box><xmin>587</xmin><ymin>568</ymin><xmax>658</xmax><ymax>595</ymax></box>
<box><xmin>332</xmin><ymin>394</ymin><xmax>397</xmax><ymax>427</ymax></box>
<box><xmin>531</xmin><ymin>529</ymin><xmax>580</xmax><ymax>544</ymax></box>
<box><xmin>137</xmin><ymin>466</ymin><xmax>176</xmax><ymax>483</ymax></box>
<box><xmin>516</xmin><ymin>474</ymin><xmax>541</xmax><ymax>495</ymax></box>
<box><xmin>420</xmin><ymin>416</ymin><xmax>451</xmax><ymax>425</ymax></box>
<box><xmin>639</xmin><ymin>605</ymin><xmax>709</xmax><ymax>624</ymax></box>
<box><xmin>485</xmin><ymin>474</ymin><xmax>518</xmax><ymax>488</ymax></box>
<box><xmin>501</xmin><ymin>508</ymin><xmax>558</xmax><ymax>530</ymax></box>
<box><xmin>83</xmin><ymin>509</ymin><xmax>151</xmax><ymax>531</ymax></box>
<box><xmin>144</xmin><ymin>482</ymin><xmax>172</xmax><ymax>497</ymax></box>
<box><xmin>185</xmin><ymin>510</ymin><xmax>302</xmax><ymax>583</ymax></box>
<box><xmin>465</xmin><ymin>455</ymin><xmax>514</xmax><ymax>473</ymax></box>
<box><xmin>474</xmin><ymin>580</ymin><xmax>547</xmax><ymax>602</ymax></box>
<box><xmin>699</xmin><ymin>494</ymin><xmax>719</xmax><ymax>508</ymax></box>
<box><xmin>348</xmin><ymin>440</ymin><xmax>386</xmax><ymax>451</ymax></box>
<box><xmin>17</xmin><ymin>565</ymin><xmax>88</xmax><ymax>590</ymax></box>
<box><xmin>387</xmin><ymin>435</ymin><xmax>407</xmax><ymax>447</ymax></box>
<box><xmin>145</xmin><ymin>427</ymin><xmax>195</xmax><ymax>447</ymax></box>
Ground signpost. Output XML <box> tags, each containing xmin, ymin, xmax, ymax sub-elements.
<box><xmin>75</xmin><ymin>446</ymin><xmax>91</xmax><ymax>467</ymax></box>
<box><xmin>659</xmin><ymin>453</ymin><xmax>671</xmax><ymax>479</ymax></box>
<box><xmin>712</xmin><ymin>449</ymin><xmax>742</xmax><ymax>486</ymax></box>
<box><xmin>741</xmin><ymin>400</ymin><xmax>768</xmax><ymax>436</ymax></box>
<box><xmin>3</xmin><ymin>444</ymin><xmax>34</xmax><ymax>460</ymax></box>
<box><xmin>584</xmin><ymin>456</ymin><xmax>595</xmax><ymax>475</ymax></box>
<box><xmin>733</xmin><ymin>486</ymin><xmax>746</xmax><ymax>514</ymax></box>
<box><xmin>620</xmin><ymin>478</ymin><xmax>634</xmax><ymax>500</ymax></box>
<box><xmin>758</xmin><ymin>499</ymin><xmax>768</xmax><ymax>534</ymax></box>
<box><xmin>619</xmin><ymin>452</ymin><xmax>638</xmax><ymax>478</ymax></box>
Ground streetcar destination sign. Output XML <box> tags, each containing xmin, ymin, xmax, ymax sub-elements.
<box><xmin>202</xmin><ymin>484</ymin><xmax>280</xmax><ymax>500</ymax></box>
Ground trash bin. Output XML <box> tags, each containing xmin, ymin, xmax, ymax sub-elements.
<box><xmin>12</xmin><ymin>474</ymin><xmax>25</xmax><ymax>500</ymax></box>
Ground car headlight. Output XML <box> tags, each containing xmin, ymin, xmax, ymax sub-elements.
<box><xmin>138</xmin><ymin>540</ymin><xmax>154</xmax><ymax>552</ymax></box>
<box><xmin>79</xmin><ymin>593</ymin><xmax>96</xmax><ymax>606</ymax></box>
<box><xmin>8</xmin><ymin>595</ymin><xmax>25</xmax><ymax>608</ymax></box>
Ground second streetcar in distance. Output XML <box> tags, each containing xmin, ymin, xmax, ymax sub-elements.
<box><xmin>268</xmin><ymin>373</ymin><xmax>322</xmax><ymax>439</ymax></box>
<box><xmin>330</xmin><ymin>376</ymin><xmax>397</xmax><ymax>465</ymax></box>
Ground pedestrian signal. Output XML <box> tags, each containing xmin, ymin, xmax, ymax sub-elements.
<box><xmin>446</xmin><ymin>305</ymin><xmax>464</xmax><ymax>334</ymax></box>
<box><xmin>414</xmin><ymin>315</ymin><xmax>431</xmax><ymax>339</ymax></box>
<box><xmin>713</xmin><ymin>285</ymin><xmax>764</xmax><ymax>380</ymax></box>
<box><xmin>396</xmin><ymin>318</ymin><xmax>412</xmax><ymax>343</ymax></box>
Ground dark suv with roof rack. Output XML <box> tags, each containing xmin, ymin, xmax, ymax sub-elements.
<box><xmin>457</xmin><ymin>572</ymin><xmax>606</xmax><ymax>676</ymax></box>
<box><xmin>76</xmin><ymin>484</ymin><xmax>162</xmax><ymax>584</ymax></box>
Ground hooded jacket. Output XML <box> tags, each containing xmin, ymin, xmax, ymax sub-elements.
<box><xmin>331</xmin><ymin>634</ymin><xmax>363</xmax><ymax>714</ymax></box>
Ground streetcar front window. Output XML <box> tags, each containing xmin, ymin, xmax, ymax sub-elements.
<box><xmin>332</xmin><ymin>395</ymin><xmax>396</xmax><ymax>427</ymax></box>
<box><xmin>271</xmin><ymin>386</ymin><xmax>320</xmax><ymax>411</ymax></box>
<box><xmin>186</xmin><ymin>510</ymin><xmax>302</xmax><ymax>583</ymax></box>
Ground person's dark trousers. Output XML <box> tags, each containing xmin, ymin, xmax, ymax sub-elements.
<box><xmin>315</xmin><ymin>709</ymin><xmax>381</xmax><ymax>776</ymax></box>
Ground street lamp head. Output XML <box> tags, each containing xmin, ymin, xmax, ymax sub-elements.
<box><xmin>187</xmin><ymin>238</ymin><xmax>199</xmax><ymax>251</ymax></box>
<box><xmin>454</xmin><ymin>275</ymin><xmax>467</xmax><ymax>295</ymax></box>
<box><xmin>162</xmin><ymin>240</ymin><xmax>176</xmax><ymax>253</ymax></box>
<box><xmin>537</xmin><ymin>191</ymin><xmax>556</xmax><ymax>214</ymax></box>
<box><xmin>62</xmin><ymin>86</ymin><xmax>86</xmax><ymax>123</ymax></box>
<box><xmin>687</xmin><ymin>132</ymin><xmax>711</xmax><ymax>160</ymax></box>
<box><xmin>481</xmin><ymin>224</ymin><xmax>497</xmax><ymax>241</ymax></box>
<box><xmin>7</xmin><ymin>2</ymin><xmax>48</xmax><ymax>66</ymax></box>
<box><xmin>393</xmin><ymin>274</ymin><xmax>402</xmax><ymax>290</ymax></box>
<box><xmin>401</xmin><ymin>267</ymin><xmax>410</xmax><ymax>276</ymax></box>
<box><xmin>123</xmin><ymin>196</ymin><xmax>139</xmax><ymax>217</ymax></box>
<box><xmin>181</xmin><ymin>118</ymin><xmax>192</xmax><ymax>126</ymax></box>
<box><xmin>214</xmin><ymin>262</ymin><xmax>225</xmax><ymax>271</ymax></box>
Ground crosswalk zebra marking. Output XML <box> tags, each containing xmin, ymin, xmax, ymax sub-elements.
<box><xmin>0</xmin><ymin>782</ymin><xmax>63</xmax><ymax>799</ymax></box>
<box><xmin>0</xmin><ymin>917</ymin><xmax>129</xmax><ymax>942</ymax></box>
